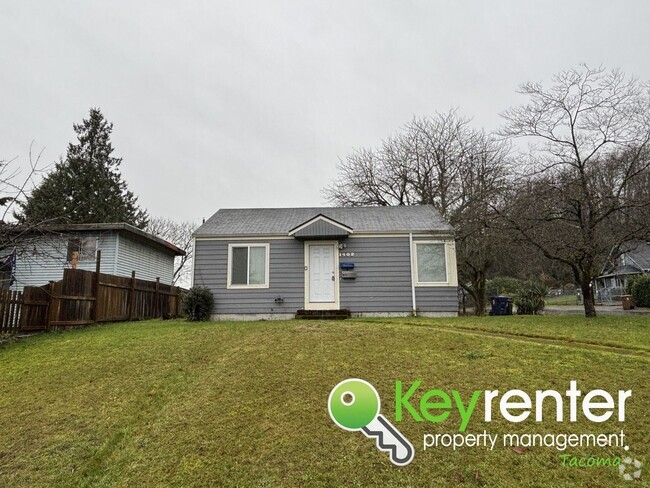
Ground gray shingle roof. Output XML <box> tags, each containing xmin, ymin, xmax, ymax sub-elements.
<box><xmin>194</xmin><ymin>205</ymin><xmax>453</xmax><ymax>237</ymax></box>
<box><xmin>9</xmin><ymin>222</ymin><xmax>185</xmax><ymax>256</ymax></box>
<box><xmin>624</xmin><ymin>241</ymin><xmax>650</xmax><ymax>271</ymax></box>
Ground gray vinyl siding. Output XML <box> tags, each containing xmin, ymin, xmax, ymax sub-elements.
<box><xmin>10</xmin><ymin>232</ymin><xmax>117</xmax><ymax>291</ymax></box>
<box><xmin>339</xmin><ymin>237</ymin><xmax>411</xmax><ymax>312</ymax></box>
<box><xmin>114</xmin><ymin>233</ymin><xmax>175</xmax><ymax>284</ymax></box>
<box><xmin>193</xmin><ymin>239</ymin><xmax>304</xmax><ymax>314</ymax></box>
<box><xmin>194</xmin><ymin>235</ymin><xmax>458</xmax><ymax>315</ymax></box>
<box><xmin>340</xmin><ymin>237</ymin><xmax>457</xmax><ymax>313</ymax></box>
<box><xmin>414</xmin><ymin>287</ymin><xmax>459</xmax><ymax>312</ymax></box>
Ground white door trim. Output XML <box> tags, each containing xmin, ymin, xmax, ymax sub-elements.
<box><xmin>304</xmin><ymin>241</ymin><xmax>340</xmax><ymax>310</ymax></box>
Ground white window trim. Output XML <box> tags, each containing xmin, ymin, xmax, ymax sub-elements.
<box><xmin>67</xmin><ymin>236</ymin><xmax>98</xmax><ymax>263</ymax></box>
<box><xmin>227</xmin><ymin>243</ymin><xmax>270</xmax><ymax>289</ymax></box>
<box><xmin>413</xmin><ymin>240</ymin><xmax>455</xmax><ymax>287</ymax></box>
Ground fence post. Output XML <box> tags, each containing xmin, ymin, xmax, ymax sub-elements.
<box><xmin>92</xmin><ymin>250</ymin><xmax>102</xmax><ymax>323</ymax></box>
<box><xmin>46</xmin><ymin>281</ymin><xmax>56</xmax><ymax>332</ymax></box>
<box><xmin>155</xmin><ymin>277</ymin><xmax>160</xmax><ymax>318</ymax></box>
<box><xmin>18</xmin><ymin>289</ymin><xmax>26</xmax><ymax>331</ymax></box>
<box><xmin>129</xmin><ymin>271</ymin><xmax>136</xmax><ymax>321</ymax></box>
<box><xmin>5</xmin><ymin>289</ymin><xmax>14</xmax><ymax>332</ymax></box>
<box><xmin>0</xmin><ymin>289</ymin><xmax>5</xmax><ymax>334</ymax></box>
<box><xmin>9</xmin><ymin>291</ymin><xmax>17</xmax><ymax>333</ymax></box>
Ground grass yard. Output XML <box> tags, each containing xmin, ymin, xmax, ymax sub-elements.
<box><xmin>359</xmin><ymin>315</ymin><xmax>650</xmax><ymax>353</ymax></box>
<box><xmin>0</xmin><ymin>316</ymin><xmax>648</xmax><ymax>487</ymax></box>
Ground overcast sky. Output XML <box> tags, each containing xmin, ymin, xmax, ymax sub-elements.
<box><xmin>1</xmin><ymin>1</ymin><xmax>649</xmax><ymax>223</ymax></box>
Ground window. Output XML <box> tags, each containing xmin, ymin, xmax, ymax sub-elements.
<box><xmin>0</xmin><ymin>250</ymin><xmax>15</xmax><ymax>289</ymax></box>
<box><xmin>67</xmin><ymin>237</ymin><xmax>97</xmax><ymax>262</ymax></box>
<box><xmin>414</xmin><ymin>242</ymin><xmax>447</xmax><ymax>285</ymax></box>
<box><xmin>227</xmin><ymin>243</ymin><xmax>270</xmax><ymax>288</ymax></box>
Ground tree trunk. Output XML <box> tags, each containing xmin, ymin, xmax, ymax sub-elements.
<box><xmin>473</xmin><ymin>273</ymin><xmax>487</xmax><ymax>316</ymax></box>
<box><xmin>580</xmin><ymin>278</ymin><xmax>597</xmax><ymax>318</ymax></box>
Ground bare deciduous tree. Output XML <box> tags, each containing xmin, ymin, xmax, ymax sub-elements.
<box><xmin>500</xmin><ymin>65</ymin><xmax>650</xmax><ymax>317</ymax></box>
<box><xmin>452</xmin><ymin>135</ymin><xmax>511</xmax><ymax>315</ymax></box>
<box><xmin>325</xmin><ymin>110</ymin><xmax>511</xmax><ymax>315</ymax></box>
<box><xmin>0</xmin><ymin>144</ymin><xmax>65</xmax><ymax>287</ymax></box>
<box><xmin>145</xmin><ymin>217</ymin><xmax>198</xmax><ymax>287</ymax></box>
<box><xmin>1</xmin><ymin>144</ymin><xmax>52</xmax><ymax>246</ymax></box>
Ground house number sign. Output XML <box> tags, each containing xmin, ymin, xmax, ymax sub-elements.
<box><xmin>339</xmin><ymin>252</ymin><xmax>355</xmax><ymax>257</ymax></box>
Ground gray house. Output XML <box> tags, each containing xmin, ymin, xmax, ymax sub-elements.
<box><xmin>1</xmin><ymin>223</ymin><xmax>185</xmax><ymax>291</ymax></box>
<box><xmin>594</xmin><ymin>240</ymin><xmax>650</xmax><ymax>303</ymax></box>
<box><xmin>192</xmin><ymin>205</ymin><xmax>458</xmax><ymax>319</ymax></box>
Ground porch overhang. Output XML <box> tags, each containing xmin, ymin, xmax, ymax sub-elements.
<box><xmin>288</xmin><ymin>214</ymin><xmax>353</xmax><ymax>240</ymax></box>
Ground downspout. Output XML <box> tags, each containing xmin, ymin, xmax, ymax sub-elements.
<box><xmin>190</xmin><ymin>237</ymin><xmax>196</xmax><ymax>287</ymax></box>
<box><xmin>409</xmin><ymin>233</ymin><xmax>417</xmax><ymax>316</ymax></box>
<box><xmin>113</xmin><ymin>232</ymin><xmax>120</xmax><ymax>275</ymax></box>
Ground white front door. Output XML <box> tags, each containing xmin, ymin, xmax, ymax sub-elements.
<box><xmin>305</xmin><ymin>243</ymin><xmax>339</xmax><ymax>309</ymax></box>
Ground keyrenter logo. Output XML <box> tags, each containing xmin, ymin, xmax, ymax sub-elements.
<box><xmin>328</xmin><ymin>378</ymin><xmax>414</xmax><ymax>466</ymax></box>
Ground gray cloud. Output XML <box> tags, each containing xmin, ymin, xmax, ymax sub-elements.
<box><xmin>1</xmin><ymin>1</ymin><xmax>648</xmax><ymax>222</ymax></box>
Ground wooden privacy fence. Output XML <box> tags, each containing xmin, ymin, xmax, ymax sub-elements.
<box><xmin>0</xmin><ymin>289</ymin><xmax>23</xmax><ymax>335</ymax></box>
<box><xmin>1</xmin><ymin>258</ymin><xmax>185</xmax><ymax>335</ymax></box>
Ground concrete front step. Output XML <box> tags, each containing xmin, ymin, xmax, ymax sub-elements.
<box><xmin>295</xmin><ymin>309</ymin><xmax>351</xmax><ymax>320</ymax></box>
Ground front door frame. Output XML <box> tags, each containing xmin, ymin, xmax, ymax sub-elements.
<box><xmin>304</xmin><ymin>240</ymin><xmax>340</xmax><ymax>310</ymax></box>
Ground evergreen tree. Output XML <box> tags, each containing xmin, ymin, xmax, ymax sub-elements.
<box><xmin>18</xmin><ymin>108</ymin><xmax>148</xmax><ymax>228</ymax></box>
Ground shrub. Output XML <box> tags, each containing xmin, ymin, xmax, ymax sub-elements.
<box><xmin>629</xmin><ymin>275</ymin><xmax>650</xmax><ymax>308</ymax></box>
<box><xmin>486</xmin><ymin>277</ymin><xmax>520</xmax><ymax>297</ymax></box>
<box><xmin>182</xmin><ymin>286</ymin><xmax>214</xmax><ymax>321</ymax></box>
<box><xmin>514</xmin><ymin>280</ymin><xmax>548</xmax><ymax>315</ymax></box>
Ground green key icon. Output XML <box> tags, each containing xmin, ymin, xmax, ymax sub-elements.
<box><xmin>328</xmin><ymin>378</ymin><xmax>414</xmax><ymax>466</ymax></box>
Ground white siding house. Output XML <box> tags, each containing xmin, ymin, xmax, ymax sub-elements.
<box><xmin>2</xmin><ymin>223</ymin><xmax>185</xmax><ymax>291</ymax></box>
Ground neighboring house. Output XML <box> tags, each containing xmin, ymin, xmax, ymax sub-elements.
<box><xmin>0</xmin><ymin>223</ymin><xmax>185</xmax><ymax>291</ymax></box>
<box><xmin>594</xmin><ymin>240</ymin><xmax>650</xmax><ymax>303</ymax></box>
<box><xmin>192</xmin><ymin>205</ymin><xmax>458</xmax><ymax>319</ymax></box>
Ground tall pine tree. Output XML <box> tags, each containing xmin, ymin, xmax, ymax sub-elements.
<box><xmin>18</xmin><ymin>108</ymin><xmax>148</xmax><ymax>228</ymax></box>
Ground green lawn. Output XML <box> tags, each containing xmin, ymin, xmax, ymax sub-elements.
<box><xmin>358</xmin><ymin>315</ymin><xmax>650</xmax><ymax>353</ymax></box>
<box><xmin>0</xmin><ymin>317</ymin><xmax>648</xmax><ymax>487</ymax></box>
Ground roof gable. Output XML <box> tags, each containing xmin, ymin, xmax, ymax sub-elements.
<box><xmin>288</xmin><ymin>214</ymin><xmax>353</xmax><ymax>238</ymax></box>
<box><xmin>624</xmin><ymin>241</ymin><xmax>650</xmax><ymax>271</ymax></box>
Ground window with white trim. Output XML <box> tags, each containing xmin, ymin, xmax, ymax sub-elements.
<box><xmin>67</xmin><ymin>237</ymin><xmax>98</xmax><ymax>262</ymax></box>
<box><xmin>228</xmin><ymin>243</ymin><xmax>269</xmax><ymax>288</ymax></box>
<box><xmin>414</xmin><ymin>242</ymin><xmax>447</xmax><ymax>285</ymax></box>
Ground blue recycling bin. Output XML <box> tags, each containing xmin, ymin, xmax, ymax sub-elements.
<box><xmin>489</xmin><ymin>296</ymin><xmax>513</xmax><ymax>316</ymax></box>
